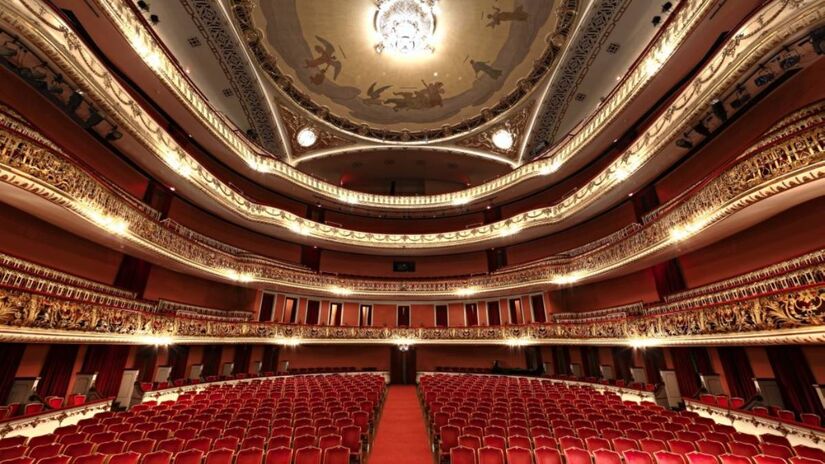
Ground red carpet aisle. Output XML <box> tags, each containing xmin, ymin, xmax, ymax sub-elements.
<box><xmin>369</xmin><ymin>385</ymin><xmax>434</xmax><ymax>464</ymax></box>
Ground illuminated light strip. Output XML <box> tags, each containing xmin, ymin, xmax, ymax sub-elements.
<box><xmin>80</xmin><ymin>0</ymin><xmax>716</xmax><ymax>210</ymax></box>
<box><xmin>0</xmin><ymin>0</ymin><xmax>813</xmax><ymax>251</ymax></box>
<box><xmin>1</xmin><ymin>100</ymin><xmax>824</xmax><ymax>297</ymax></box>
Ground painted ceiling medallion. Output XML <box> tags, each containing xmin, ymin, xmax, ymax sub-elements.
<box><xmin>232</xmin><ymin>0</ymin><xmax>578</xmax><ymax>143</ymax></box>
<box><xmin>374</xmin><ymin>0</ymin><xmax>438</xmax><ymax>56</ymax></box>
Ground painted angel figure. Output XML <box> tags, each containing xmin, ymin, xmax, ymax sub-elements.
<box><xmin>305</xmin><ymin>36</ymin><xmax>342</xmax><ymax>85</ymax></box>
<box><xmin>486</xmin><ymin>5</ymin><xmax>528</xmax><ymax>28</ymax></box>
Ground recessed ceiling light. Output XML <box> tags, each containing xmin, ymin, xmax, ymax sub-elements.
<box><xmin>296</xmin><ymin>127</ymin><xmax>318</xmax><ymax>147</ymax></box>
<box><xmin>491</xmin><ymin>128</ymin><xmax>514</xmax><ymax>151</ymax></box>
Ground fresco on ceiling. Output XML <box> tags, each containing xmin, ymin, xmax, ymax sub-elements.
<box><xmin>255</xmin><ymin>0</ymin><xmax>558</xmax><ymax>129</ymax></box>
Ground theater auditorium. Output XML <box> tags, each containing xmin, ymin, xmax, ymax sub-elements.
<box><xmin>1</xmin><ymin>1</ymin><xmax>825</xmax><ymax>464</ymax></box>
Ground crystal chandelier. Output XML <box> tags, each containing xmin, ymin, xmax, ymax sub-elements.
<box><xmin>374</xmin><ymin>0</ymin><xmax>437</xmax><ymax>56</ymax></box>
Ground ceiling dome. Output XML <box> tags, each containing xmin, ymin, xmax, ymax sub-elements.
<box><xmin>235</xmin><ymin>0</ymin><xmax>574</xmax><ymax>141</ymax></box>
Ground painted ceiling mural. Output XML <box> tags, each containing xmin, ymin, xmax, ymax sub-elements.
<box><xmin>233</xmin><ymin>0</ymin><xmax>577</xmax><ymax>141</ymax></box>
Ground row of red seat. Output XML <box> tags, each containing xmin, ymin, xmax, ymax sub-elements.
<box><xmin>0</xmin><ymin>374</ymin><xmax>386</xmax><ymax>464</ymax></box>
<box><xmin>0</xmin><ymin>396</ymin><xmax>87</xmax><ymax>421</ymax></box>
<box><xmin>419</xmin><ymin>375</ymin><xmax>825</xmax><ymax>464</ymax></box>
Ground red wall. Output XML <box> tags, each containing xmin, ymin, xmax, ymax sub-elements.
<box><xmin>280</xmin><ymin>345</ymin><xmax>391</xmax><ymax>371</ymax></box>
<box><xmin>553</xmin><ymin>269</ymin><xmax>660</xmax><ymax>312</ymax></box>
<box><xmin>655</xmin><ymin>60</ymin><xmax>825</xmax><ymax>203</ymax></box>
<box><xmin>0</xmin><ymin>203</ymin><xmax>124</xmax><ymax>284</ymax></box>
<box><xmin>678</xmin><ymin>197</ymin><xmax>825</xmax><ymax>287</ymax></box>
<box><xmin>167</xmin><ymin>198</ymin><xmax>302</xmax><ymax>264</ymax></box>
<box><xmin>416</xmin><ymin>345</ymin><xmax>527</xmax><ymax>371</ymax></box>
<box><xmin>0</xmin><ymin>68</ymin><xmax>149</xmax><ymax>199</ymax></box>
<box><xmin>319</xmin><ymin>251</ymin><xmax>488</xmax><ymax>277</ymax></box>
<box><xmin>506</xmin><ymin>203</ymin><xmax>638</xmax><ymax>266</ymax></box>
<box><xmin>142</xmin><ymin>266</ymin><xmax>258</xmax><ymax>312</ymax></box>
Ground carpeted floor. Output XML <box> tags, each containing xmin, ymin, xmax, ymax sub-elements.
<box><xmin>369</xmin><ymin>385</ymin><xmax>434</xmax><ymax>464</ymax></box>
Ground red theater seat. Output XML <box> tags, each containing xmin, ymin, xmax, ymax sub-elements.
<box><xmin>73</xmin><ymin>454</ymin><xmax>106</xmax><ymax>464</ymax></box>
<box><xmin>142</xmin><ymin>451</ymin><xmax>173</xmax><ymax>464</ymax></box>
<box><xmin>294</xmin><ymin>447</ymin><xmax>322</xmax><ymax>464</ymax></box>
<box><xmin>173</xmin><ymin>449</ymin><xmax>204</xmax><ymax>464</ymax></box>
<box><xmin>719</xmin><ymin>455</ymin><xmax>753</xmax><ymax>464</ymax></box>
<box><xmin>594</xmin><ymin>450</ymin><xmax>622</xmax><ymax>464</ymax></box>
<box><xmin>534</xmin><ymin>447</ymin><xmax>563</xmax><ymax>464</ymax></box>
<box><xmin>264</xmin><ymin>448</ymin><xmax>292</xmax><ymax>464</ymax></box>
<box><xmin>759</xmin><ymin>444</ymin><xmax>793</xmax><ymax>460</ymax></box>
<box><xmin>63</xmin><ymin>443</ymin><xmax>94</xmax><ymax>458</ymax></box>
<box><xmin>793</xmin><ymin>445</ymin><xmax>825</xmax><ymax>463</ymax></box>
<box><xmin>624</xmin><ymin>450</ymin><xmax>655</xmax><ymax>464</ymax></box>
<box><xmin>504</xmin><ymin>447</ymin><xmax>532</xmax><ymax>464</ymax></box>
<box><xmin>108</xmin><ymin>452</ymin><xmax>141</xmax><ymax>464</ymax></box>
<box><xmin>564</xmin><ymin>447</ymin><xmax>593</xmax><ymax>464</ymax></box>
<box><xmin>753</xmin><ymin>456</ymin><xmax>788</xmax><ymax>464</ymax></box>
<box><xmin>321</xmin><ymin>446</ymin><xmax>348</xmax><ymax>464</ymax></box>
<box><xmin>654</xmin><ymin>452</ymin><xmax>687</xmax><ymax>464</ymax></box>
<box><xmin>0</xmin><ymin>437</ymin><xmax>28</xmax><ymax>450</ymax></box>
<box><xmin>204</xmin><ymin>449</ymin><xmax>233</xmax><ymax>464</ymax></box>
<box><xmin>28</xmin><ymin>444</ymin><xmax>63</xmax><ymax>460</ymax></box>
<box><xmin>729</xmin><ymin>443</ymin><xmax>759</xmax><ymax>458</ymax></box>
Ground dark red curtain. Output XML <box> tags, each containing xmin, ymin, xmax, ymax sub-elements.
<box><xmin>652</xmin><ymin>260</ymin><xmax>687</xmax><ymax>299</ymax></box>
<box><xmin>718</xmin><ymin>347</ymin><xmax>758</xmax><ymax>400</ymax></box>
<box><xmin>671</xmin><ymin>347</ymin><xmax>713</xmax><ymax>398</ymax></box>
<box><xmin>168</xmin><ymin>345</ymin><xmax>190</xmax><ymax>380</ymax></box>
<box><xmin>202</xmin><ymin>345</ymin><xmax>223</xmax><ymax>377</ymax></box>
<box><xmin>134</xmin><ymin>346</ymin><xmax>158</xmax><ymax>383</ymax></box>
<box><xmin>258</xmin><ymin>293</ymin><xmax>274</xmax><ymax>322</ymax></box>
<box><xmin>643</xmin><ymin>348</ymin><xmax>666</xmax><ymax>385</ymax></box>
<box><xmin>766</xmin><ymin>346</ymin><xmax>825</xmax><ymax>417</ymax></box>
<box><xmin>81</xmin><ymin>345</ymin><xmax>130</xmax><ymax>397</ymax></box>
<box><xmin>0</xmin><ymin>343</ymin><xmax>27</xmax><ymax>403</ymax></box>
<box><xmin>612</xmin><ymin>347</ymin><xmax>633</xmax><ymax>384</ymax></box>
<box><xmin>261</xmin><ymin>346</ymin><xmax>279</xmax><ymax>374</ymax></box>
<box><xmin>232</xmin><ymin>346</ymin><xmax>252</xmax><ymax>375</ymax></box>
<box><xmin>581</xmin><ymin>347</ymin><xmax>600</xmax><ymax>377</ymax></box>
<box><xmin>552</xmin><ymin>347</ymin><xmax>571</xmax><ymax>375</ymax></box>
<box><xmin>37</xmin><ymin>344</ymin><xmax>80</xmax><ymax>398</ymax></box>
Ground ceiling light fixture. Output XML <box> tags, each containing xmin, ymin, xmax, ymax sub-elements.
<box><xmin>296</xmin><ymin>127</ymin><xmax>318</xmax><ymax>147</ymax></box>
<box><xmin>374</xmin><ymin>0</ymin><xmax>438</xmax><ymax>56</ymax></box>
<box><xmin>491</xmin><ymin>128</ymin><xmax>515</xmax><ymax>151</ymax></box>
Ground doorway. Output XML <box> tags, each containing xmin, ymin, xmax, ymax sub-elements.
<box><xmin>390</xmin><ymin>346</ymin><xmax>417</xmax><ymax>384</ymax></box>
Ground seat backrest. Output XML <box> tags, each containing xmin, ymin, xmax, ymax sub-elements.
<box><xmin>593</xmin><ymin>450</ymin><xmax>622</xmax><ymax>464</ymax></box>
<box><xmin>759</xmin><ymin>435</ymin><xmax>791</xmax><ymax>448</ymax></box>
<box><xmin>156</xmin><ymin>439</ymin><xmax>184</xmax><ymax>454</ymax></box>
<box><xmin>564</xmin><ymin>447</ymin><xmax>593</xmax><ymax>464</ymax></box>
<box><xmin>73</xmin><ymin>454</ymin><xmax>106</xmax><ymax>464</ymax></box>
<box><xmin>729</xmin><ymin>443</ymin><xmax>758</xmax><ymax>458</ymax></box>
<box><xmin>294</xmin><ymin>447</ymin><xmax>322</xmax><ymax>464</ymax></box>
<box><xmin>695</xmin><ymin>440</ymin><xmax>726</xmax><ymax>456</ymax></box>
<box><xmin>213</xmin><ymin>437</ymin><xmax>239</xmax><ymax>451</ymax></box>
<box><xmin>478</xmin><ymin>447</ymin><xmax>505</xmax><ymax>464</ymax></box>
<box><xmin>505</xmin><ymin>447</ymin><xmax>532</xmax><ymax>464</ymax></box>
<box><xmin>173</xmin><ymin>449</ymin><xmax>204</xmax><ymax>464</ymax></box>
<box><xmin>654</xmin><ymin>451</ymin><xmax>687</xmax><ymax>464</ymax></box>
<box><xmin>668</xmin><ymin>440</ymin><xmax>696</xmax><ymax>454</ymax></box>
<box><xmin>719</xmin><ymin>455</ymin><xmax>753</xmax><ymax>464</ymax></box>
<box><xmin>265</xmin><ymin>447</ymin><xmax>293</xmax><ymax>464</ymax></box>
<box><xmin>639</xmin><ymin>438</ymin><xmax>667</xmax><ymax>454</ymax></box>
<box><xmin>37</xmin><ymin>455</ymin><xmax>71</xmax><ymax>464</ymax></box>
<box><xmin>790</xmin><ymin>457</ymin><xmax>823</xmax><ymax>464</ymax></box>
<box><xmin>205</xmin><ymin>448</ymin><xmax>234</xmax><ymax>464</ymax></box>
<box><xmin>759</xmin><ymin>444</ymin><xmax>793</xmax><ymax>459</ymax></box>
<box><xmin>686</xmin><ymin>452</ymin><xmax>720</xmax><ymax>464</ymax></box>
<box><xmin>613</xmin><ymin>438</ymin><xmax>640</xmax><ymax>453</ymax></box>
<box><xmin>753</xmin><ymin>455</ymin><xmax>788</xmax><ymax>464</ymax></box>
<box><xmin>535</xmin><ymin>447</ymin><xmax>563</xmax><ymax>464</ymax></box>
<box><xmin>585</xmin><ymin>437</ymin><xmax>610</xmax><ymax>452</ymax></box>
<box><xmin>624</xmin><ymin>450</ymin><xmax>654</xmax><ymax>464</ymax></box>
<box><xmin>142</xmin><ymin>450</ymin><xmax>173</xmax><ymax>464</ymax></box>
<box><xmin>794</xmin><ymin>445</ymin><xmax>825</xmax><ymax>462</ymax></box>
<box><xmin>127</xmin><ymin>439</ymin><xmax>156</xmax><ymax>454</ymax></box>
<box><xmin>451</xmin><ymin>446</ymin><xmax>477</xmax><ymax>464</ymax></box>
<box><xmin>108</xmin><ymin>451</ymin><xmax>141</xmax><ymax>464</ymax></box>
<box><xmin>236</xmin><ymin>448</ymin><xmax>263</xmax><ymax>464</ymax></box>
<box><xmin>28</xmin><ymin>443</ymin><xmax>63</xmax><ymax>459</ymax></box>
<box><xmin>321</xmin><ymin>446</ymin><xmax>348</xmax><ymax>464</ymax></box>
<box><xmin>508</xmin><ymin>436</ymin><xmax>531</xmax><ymax>450</ymax></box>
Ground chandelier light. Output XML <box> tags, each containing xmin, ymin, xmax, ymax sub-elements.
<box><xmin>374</xmin><ymin>0</ymin><xmax>438</xmax><ymax>56</ymax></box>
